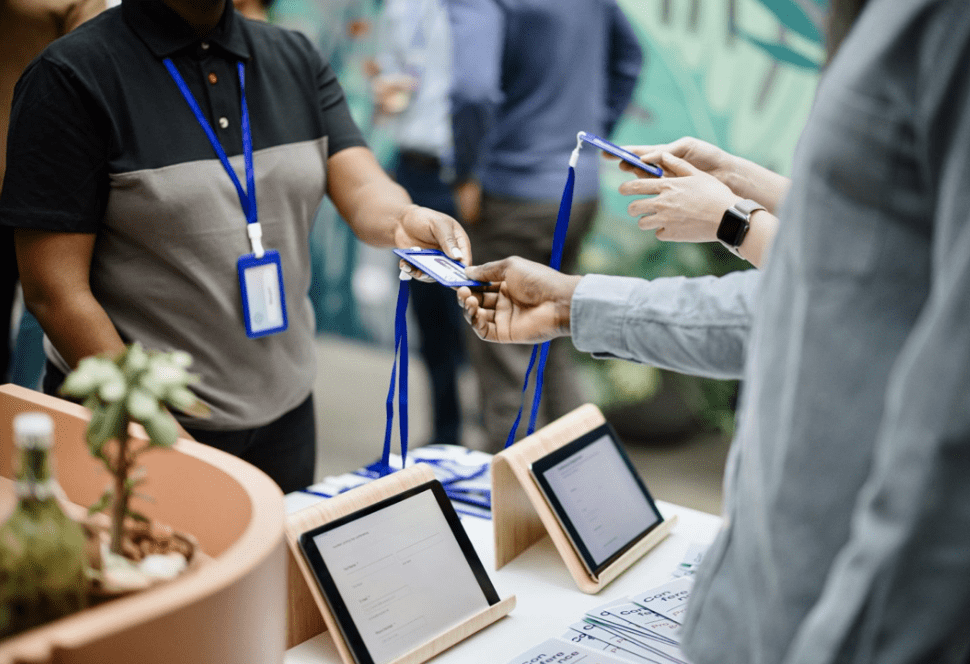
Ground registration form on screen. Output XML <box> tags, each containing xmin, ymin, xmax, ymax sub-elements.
<box><xmin>541</xmin><ymin>435</ymin><xmax>660</xmax><ymax>567</ymax></box>
<box><xmin>310</xmin><ymin>490</ymin><xmax>490</xmax><ymax>664</ymax></box>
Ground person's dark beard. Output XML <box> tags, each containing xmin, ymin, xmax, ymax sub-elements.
<box><xmin>161</xmin><ymin>0</ymin><xmax>226</xmax><ymax>37</ymax></box>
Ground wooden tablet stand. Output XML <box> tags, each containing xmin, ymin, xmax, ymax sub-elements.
<box><xmin>491</xmin><ymin>403</ymin><xmax>677</xmax><ymax>594</ymax></box>
<box><xmin>284</xmin><ymin>464</ymin><xmax>516</xmax><ymax>662</ymax></box>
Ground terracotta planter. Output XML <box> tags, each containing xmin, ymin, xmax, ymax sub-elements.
<box><xmin>0</xmin><ymin>385</ymin><xmax>287</xmax><ymax>664</ymax></box>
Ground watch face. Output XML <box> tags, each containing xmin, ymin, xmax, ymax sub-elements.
<box><xmin>717</xmin><ymin>207</ymin><xmax>748</xmax><ymax>247</ymax></box>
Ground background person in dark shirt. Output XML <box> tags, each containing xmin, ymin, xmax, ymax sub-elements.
<box><xmin>447</xmin><ymin>0</ymin><xmax>642</xmax><ymax>451</ymax></box>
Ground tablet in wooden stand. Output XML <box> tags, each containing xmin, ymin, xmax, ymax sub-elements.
<box><xmin>491</xmin><ymin>404</ymin><xmax>677</xmax><ymax>594</ymax></box>
<box><xmin>285</xmin><ymin>465</ymin><xmax>515</xmax><ymax>664</ymax></box>
<box><xmin>528</xmin><ymin>421</ymin><xmax>665</xmax><ymax>582</ymax></box>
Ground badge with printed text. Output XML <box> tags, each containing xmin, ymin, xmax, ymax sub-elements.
<box><xmin>238</xmin><ymin>250</ymin><xmax>288</xmax><ymax>338</ymax></box>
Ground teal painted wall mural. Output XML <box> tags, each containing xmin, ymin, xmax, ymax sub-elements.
<box><xmin>272</xmin><ymin>0</ymin><xmax>830</xmax><ymax>435</ymax></box>
<box><xmin>590</xmin><ymin>0</ymin><xmax>825</xmax><ymax>286</ymax></box>
<box><xmin>577</xmin><ymin>0</ymin><xmax>827</xmax><ymax>434</ymax></box>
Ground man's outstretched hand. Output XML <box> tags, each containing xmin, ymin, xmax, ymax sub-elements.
<box><xmin>457</xmin><ymin>257</ymin><xmax>581</xmax><ymax>344</ymax></box>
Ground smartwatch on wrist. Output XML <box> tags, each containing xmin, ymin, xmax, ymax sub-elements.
<box><xmin>717</xmin><ymin>199</ymin><xmax>766</xmax><ymax>257</ymax></box>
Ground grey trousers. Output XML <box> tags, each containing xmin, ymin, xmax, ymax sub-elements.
<box><xmin>466</xmin><ymin>193</ymin><xmax>596</xmax><ymax>452</ymax></box>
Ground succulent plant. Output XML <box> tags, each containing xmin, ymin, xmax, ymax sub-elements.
<box><xmin>60</xmin><ymin>343</ymin><xmax>210</xmax><ymax>555</ymax></box>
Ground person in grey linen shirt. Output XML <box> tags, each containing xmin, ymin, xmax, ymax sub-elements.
<box><xmin>457</xmin><ymin>0</ymin><xmax>970</xmax><ymax>661</ymax></box>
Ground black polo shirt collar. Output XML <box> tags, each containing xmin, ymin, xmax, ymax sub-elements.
<box><xmin>122</xmin><ymin>0</ymin><xmax>250</xmax><ymax>60</ymax></box>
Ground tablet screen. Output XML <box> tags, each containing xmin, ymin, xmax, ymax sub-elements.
<box><xmin>299</xmin><ymin>481</ymin><xmax>499</xmax><ymax>664</ymax></box>
<box><xmin>529</xmin><ymin>423</ymin><xmax>663</xmax><ymax>579</ymax></box>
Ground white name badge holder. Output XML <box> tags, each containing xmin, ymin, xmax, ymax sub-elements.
<box><xmin>491</xmin><ymin>404</ymin><xmax>677</xmax><ymax>594</ymax></box>
<box><xmin>283</xmin><ymin>464</ymin><xmax>516</xmax><ymax>659</ymax></box>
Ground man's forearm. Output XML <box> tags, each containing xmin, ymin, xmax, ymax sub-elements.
<box><xmin>344</xmin><ymin>178</ymin><xmax>417</xmax><ymax>248</ymax></box>
<box><xmin>16</xmin><ymin>228</ymin><xmax>127</xmax><ymax>369</ymax></box>
<box><xmin>326</xmin><ymin>146</ymin><xmax>419</xmax><ymax>248</ymax></box>
<box><xmin>25</xmin><ymin>289</ymin><xmax>126</xmax><ymax>369</ymax></box>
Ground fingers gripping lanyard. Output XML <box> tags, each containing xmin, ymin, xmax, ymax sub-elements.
<box><xmin>378</xmin><ymin>274</ymin><xmax>411</xmax><ymax>477</ymax></box>
<box><xmin>504</xmin><ymin>135</ymin><xmax>583</xmax><ymax>449</ymax></box>
<box><xmin>164</xmin><ymin>58</ymin><xmax>287</xmax><ymax>338</ymax></box>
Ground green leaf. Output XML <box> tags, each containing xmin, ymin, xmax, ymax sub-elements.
<box><xmin>126</xmin><ymin>509</ymin><xmax>150</xmax><ymax>524</ymax></box>
<box><xmin>107</xmin><ymin>399</ymin><xmax>131</xmax><ymax>443</ymax></box>
<box><xmin>60</xmin><ymin>362</ymin><xmax>100</xmax><ymax>398</ymax></box>
<box><xmin>124</xmin><ymin>469</ymin><xmax>147</xmax><ymax>492</ymax></box>
<box><xmin>145</xmin><ymin>361</ymin><xmax>188</xmax><ymax>389</ymax></box>
<box><xmin>165</xmin><ymin>387</ymin><xmax>210</xmax><ymax>418</ymax></box>
<box><xmin>126</xmin><ymin>387</ymin><xmax>160</xmax><ymax>421</ymax></box>
<box><xmin>169</xmin><ymin>350</ymin><xmax>192</xmax><ymax>368</ymax></box>
<box><xmin>88</xmin><ymin>489</ymin><xmax>113</xmax><ymax>516</ymax></box>
<box><xmin>143</xmin><ymin>412</ymin><xmax>178</xmax><ymax>448</ymax></box>
<box><xmin>122</xmin><ymin>341</ymin><xmax>149</xmax><ymax>375</ymax></box>
<box><xmin>87</xmin><ymin>399</ymin><xmax>125</xmax><ymax>451</ymax></box>
<box><xmin>98</xmin><ymin>377</ymin><xmax>126</xmax><ymax>403</ymax></box>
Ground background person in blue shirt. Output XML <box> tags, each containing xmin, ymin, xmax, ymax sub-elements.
<box><xmin>447</xmin><ymin>0</ymin><xmax>642</xmax><ymax>451</ymax></box>
<box><xmin>369</xmin><ymin>0</ymin><xmax>468</xmax><ymax>449</ymax></box>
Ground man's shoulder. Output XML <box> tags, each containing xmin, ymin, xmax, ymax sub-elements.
<box><xmin>35</xmin><ymin>7</ymin><xmax>124</xmax><ymax>75</ymax></box>
<box><xmin>242</xmin><ymin>17</ymin><xmax>321</xmax><ymax>63</ymax></box>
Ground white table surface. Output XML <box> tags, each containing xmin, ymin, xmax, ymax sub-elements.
<box><xmin>284</xmin><ymin>500</ymin><xmax>722</xmax><ymax>664</ymax></box>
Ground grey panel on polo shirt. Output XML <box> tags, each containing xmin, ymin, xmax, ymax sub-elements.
<box><xmin>48</xmin><ymin>137</ymin><xmax>329</xmax><ymax>430</ymax></box>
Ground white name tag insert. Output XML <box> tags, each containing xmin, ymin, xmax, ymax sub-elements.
<box><xmin>237</xmin><ymin>250</ymin><xmax>288</xmax><ymax>338</ymax></box>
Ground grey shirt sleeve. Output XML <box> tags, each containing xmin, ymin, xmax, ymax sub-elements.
<box><xmin>570</xmin><ymin>269</ymin><xmax>760</xmax><ymax>380</ymax></box>
<box><xmin>783</xmin><ymin>4</ymin><xmax>970</xmax><ymax>662</ymax></box>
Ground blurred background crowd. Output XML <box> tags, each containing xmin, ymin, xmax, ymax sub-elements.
<box><xmin>3</xmin><ymin>0</ymin><xmax>830</xmax><ymax>511</ymax></box>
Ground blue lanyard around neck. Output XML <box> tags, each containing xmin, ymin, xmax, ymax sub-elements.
<box><xmin>504</xmin><ymin>143</ymin><xmax>579</xmax><ymax>448</ymax></box>
<box><xmin>163</xmin><ymin>58</ymin><xmax>258</xmax><ymax>227</ymax></box>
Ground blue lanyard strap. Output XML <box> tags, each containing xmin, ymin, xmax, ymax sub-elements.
<box><xmin>505</xmin><ymin>161</ymin><xmax>577</xmax><ymax>448</ymax></box>
<box><xmin>380</xmin><ymin>277</ymin><xmax>410</xmax><ymax>476</ymax></box>
<box><xmin>163</xmin><ymin>58</ymin><xmax>257</xmax><ymax>227</ymax></box>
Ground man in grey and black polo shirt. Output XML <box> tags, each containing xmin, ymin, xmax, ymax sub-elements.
<box><xmin>0</xmin><ymin>0</ymin><xmax>472</xmax><ymax>492</ymax></box>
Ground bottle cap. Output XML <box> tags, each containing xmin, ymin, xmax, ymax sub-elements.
<box><xmin>13</xmin><ymin>412</ymin><xmax>54</xmax><ymax>449</ymax></box>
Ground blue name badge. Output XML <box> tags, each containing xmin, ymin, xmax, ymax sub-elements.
<box><xmin>237</xmin><ymin>250</ymin><xmax>288</xmax><ymax>338</ymax></box>
<box><xmin>579</xmin><ymin>131</ymin><xmax>663</xmax><ymax>178</ymax></box>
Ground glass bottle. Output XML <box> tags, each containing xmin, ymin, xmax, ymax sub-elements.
<box><xmin>0</xmin><ymin>412</ymin><xmax>88</xmax><ymax>639</ymax></box>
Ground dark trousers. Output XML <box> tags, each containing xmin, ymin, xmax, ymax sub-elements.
<box><xmin>466</xmin><ymin>194</ymin><xmax>597</xmax><ymax>452</ymax></box>
<box><xmin>43</xmin><ymin>360</ymin><xmax>315</xmax><ymax>493</ymax></box>
<box><xmin>392</xmin><ymin>151</ymin><xmax>466</xmax><ymax>446</ymax></box>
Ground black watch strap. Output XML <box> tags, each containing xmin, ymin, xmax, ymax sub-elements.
<box><xmin>717</xmin><ymin>199</ymin><xmax>766</xmax><ymax>256</ymax></box>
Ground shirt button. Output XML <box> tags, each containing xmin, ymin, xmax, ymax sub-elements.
<box><xmin>208</xmin><ymin>72</ymin><xmax>218</xmax><ymax>84</ymax></box>
<box><xmin>201</xmin><ymin>41</ymin><xmax>210</xmax><ymax>50</ymax></box>
<box><xmin>218</xmin><ymin>117</ymin><xmax>229</xmax><ymax>129</ymax></box>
